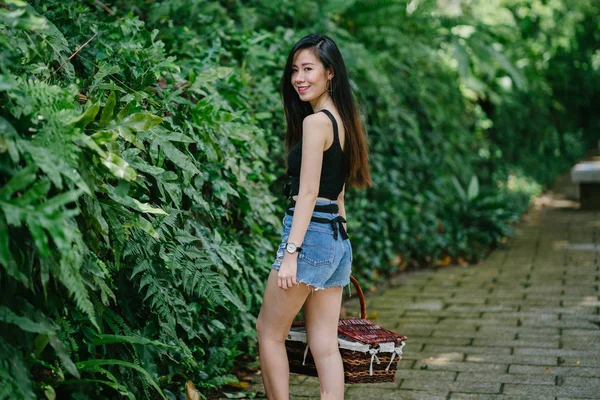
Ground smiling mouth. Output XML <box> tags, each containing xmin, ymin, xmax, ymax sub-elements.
<box><xmin>297</xmin><ymin>86</ymin><xmax>309</xmax><ymax>93</ymax></box>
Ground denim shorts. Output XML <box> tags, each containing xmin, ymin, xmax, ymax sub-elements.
<box><xmin>271</xmin><ymin>199</ymin><xmax>353</xmax><ymax>291</ymax></box>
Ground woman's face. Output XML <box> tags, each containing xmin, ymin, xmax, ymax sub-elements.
<box><xmin>291</xmin><ymin>48</ymin><xmax>332</xmax><ymax>103</ymax></box>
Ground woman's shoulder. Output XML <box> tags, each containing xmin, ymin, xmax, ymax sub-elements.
<box><xmin>301</xmin><ymin>112</ymin><xmax>333</xmax><ymax>146</ymax></box>
<box><xmin>302</xmin><ymin>111</ymin><xmax>332</xmax><ymax>129</ymax></box>
<box><xmin>302</xmin><ymin>112</ymin><xmax>333</xmax><ymax>137</ymax></box>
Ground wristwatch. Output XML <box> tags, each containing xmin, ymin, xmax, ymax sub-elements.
<box><xmin>285</xmin><ymin>242</ymin><xmax>302</xmax><ymax>254</ymax></box>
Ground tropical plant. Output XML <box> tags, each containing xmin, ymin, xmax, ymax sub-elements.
<box><xmin>1</xmin><ymin>0</ymin><xmax>598</xmax><ymax>398</ymax></box>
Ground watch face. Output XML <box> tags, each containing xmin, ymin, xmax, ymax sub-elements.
<box><xmin>286</xmin><ymin>243</ymin><xmax>297</xmax><ymax>253</ymax></box>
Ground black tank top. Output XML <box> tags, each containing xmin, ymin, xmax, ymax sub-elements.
<box><xmin>287</xmin><ymin>109</ymin><xmax>347</xmax><ymax>200</ymax></box>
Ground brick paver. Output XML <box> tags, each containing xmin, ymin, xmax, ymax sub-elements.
<box><xmin>245</xmin><ymin>171</ymin><xmax>599</xmax><ymax>399</ymax></box>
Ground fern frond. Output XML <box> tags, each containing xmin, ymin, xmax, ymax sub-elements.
<box><xmin>91</xmin><ymin>334</ymin><xmax>176</xmax><ymax>349</ymax></box>
<box><xmin>56</xmin><ymin>318</ymin><xmax>80</xmax><ymax>362</ymax></box>
<box><xmin>157</xmin><ymin>207</ymin><xmax>181</xmax><ymax>229</ymax></box>
<box><xmin>54</xmin><ymin>253</ymin><xmax>98</xmax><ymax>330</ymax></box>
<box><xmin>76</xmin><ymin>359</ymin><xmax>167</xmax><ymax>400</ymax></box>
<box><xmin>102</xmin><ymin>308</ymin><xmax>133</xmax><ymax>336</ymax></box>
<box><xmin>100</xmin><ymin>206</ymin><xmax>125</xmax><ymax>266</ymax></box>
<box><xmin>0</xmin><ymin>338</ymin><xmax>35</xmax><ymax>400</ymax></box>
<box><xmin>134</xmin><ymin>269</ymin><xmax>178</xmax><ymax>338</ymax></box>
<box><xmin>182</xmin><ymin>266</ymin><xmax>226</xmax><ymax>307</ymax></box>
<box><xmin>55</xmin><ymin>378</ymin><xmax>134</xmax><ymax>400</ymax></box>
<box><xmin>130</xmin><ymin>260</ymin><xmax>151</xmax><ymax>280</ymax></box>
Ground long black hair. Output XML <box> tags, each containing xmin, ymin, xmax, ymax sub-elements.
<box><xmin>281</xmin><ymin>33</ymin><xmax>371</xmax><ymax>189</ymax></box>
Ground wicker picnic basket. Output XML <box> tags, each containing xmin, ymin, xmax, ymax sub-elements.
<box><xmin>285</xmin><ymin>276</ymin><xmax>408</xmax><ymax>384</ymax></box>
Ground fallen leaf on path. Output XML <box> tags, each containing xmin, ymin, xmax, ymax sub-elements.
<box><xmin>227</xmin><ymin>381</ymin><xmax>249</xmax><ymax>388</ymax></box>
<box><xmin>437</xmin><ymin>256</ymin><xmax>452</xmax><ymax>267</ymax></box>
<box><xmin>186</xmin><ymin>381</ymin><xmax>200</xmax><ymax>400</ymax></box>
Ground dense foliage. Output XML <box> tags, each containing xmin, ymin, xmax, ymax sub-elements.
<box><xmin>1</xmin><ymin>0</ymin><xmax>598</xmax><ymax>398</ymax></box>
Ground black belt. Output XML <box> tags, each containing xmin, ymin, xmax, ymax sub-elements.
<box><xmin>285</xmin><ymin>200</ymin><xmax>348</xmax><ymax>241</ymax></box>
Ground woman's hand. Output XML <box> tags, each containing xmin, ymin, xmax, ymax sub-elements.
<box><xmin>278</xmin><ymin>253</ymin><xmax>299</xmax><ymax>290</ymax></box>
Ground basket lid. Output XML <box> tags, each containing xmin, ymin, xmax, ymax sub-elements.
<box><xmin>338</xmin><ymin>317</ymin><xmax>407</xmax><ymax>345</ymax></box>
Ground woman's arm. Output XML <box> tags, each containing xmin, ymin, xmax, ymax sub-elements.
<box><xmin>278</xmin><ymin>113</ymin><xmax>331</xmax><ymax>289</ymax></box>
<box><xmin>337</xmin><ymin>184</ymin><xmax>346</xmax><ymax>233</ymax></box>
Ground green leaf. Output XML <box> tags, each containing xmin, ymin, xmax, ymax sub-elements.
<box><xmin>19</xmin><ymin>141</ymin><xmax>90</xmax><ymax>191</ymax></box>
<box><xmin>48</xmin><ymin>335</ymin><xmax>79</xmax><ymax>378</ymax></box>
<box><xmin>486</xmin><ymin>44</ymin><xmax>526</xmax><ymax>90</ymax></box>
<box><xmin>60</xmin><ymin>166</ymin><xmax>91</xmax><ymax>195</ymax></box>
<box><xmin>39</xmin><ymin>257</ymin><xmax>51</xmax><ymax>291</ymax></box>
<box><xmin>0</xmin><ymin>118</ymin><xmax>20</xmax><ymax>162</ymax></box>
<box><xmin>136</xmin><ymin>215</ymin><xmax>159</xmax><ymax>238</ymax></box>
<box><xmin>0</xmin><ymin>305</ymin><xmax>57</xmax><ymax>334</ymax></box>
<box><xmin>56</xmin><ymin>379</ymin><xmax>134</xmax><ymax>399</ymax></box>
<box><xmin>122</xmin><ymin>149</ymin><xmax>165</xmax><ymax>175</ymax></box>
<box><xmin>73</xmin><ymin>102</ymin><xmax>100</xmax><ymax>128</ymax></box>
<box><xmin>42</xmin><ymin>384</ymin><xmax>56</xmax><ymax>400</ymax></box>
<box><xmin>79</xmin><ymin>365</ymin><xmax>119</xmax><ymax>385</ymax></box>
<box><xmin>211</xmin><ymin>319</ymin><xmax>226</xmax><ymax>330</ymax></box>
<box><xmin>74</xmin><ymin>133</ymin><xmax>106</xmax><ymax>157</ymax></box>
<box><xmin>105</xmin><ymin>184</ymin><xmax>167</xmax><ymax>215</ymax></box>
<box><xmin>193</xmin><ymin>67</ymin><xmax>233</xmax><ymax>87</ymax></box>
<box><xmin>0</xmin><ymin>74</ymin><xmax>19</xmax><ymax>92</ymax></box>
<box><xmin>91</xmin><ymin>64</ymin><xmax>121</xmax><ymax>92</ymax></box>
<box><xmin>450</xmin><ymin>37</ymin><xmax>471</xmax><ymax>78</ymax></box>
<box><xmin>91</xmin><ymin>334</ymin><xmax>177</xmax><ymax>349</ymax></box>
<box><xmin>157</xmin><ymin>138</ymin><xmax>201</xmax><ymax>175</ymax></box>
<box><xmin>20</xmin><ymin>179</ymin><xmax>51</xmax><ymax>205</ymax></box>
<box><xmin>105</xmin><ymin>112</ymin><xmax>162</xmax><ymax>149</ymax></box>
<box><xmin>212</xmin><ymin>179</ymin><xmax>239</xmax><ymax>204</ymax></box>
<box><xmin>97</xmin><ymin>82</ymin><xmax>126</xmax><ymax>92</ymax></box>
<box><xmin>0</xmin><ymin>215</ymin><xmax>28</xmax><ymax>286</ymax></box>
<box><xmin>132</xmin><ymin>201</ymin><xmax>168</xmax><ymax>215</ymax></box>
<box><xmin>255</xmin><ymin>111</ymin><xmax>272</xmax><ymax>120</ymax></box>
<box><xmin>34</xmin><ymin>334</ymin><xmax>50</xmax><ymax>357</ymax></box>
<box><xmin>116</xmin><ymin>100</ymin><xmax>135</xmax><ymax>121</ymax></box>
<box><xmin>467</xmin><ymin>175</ymin><xmax>479</xmax><ymax>201</ymax></box>
<box><xmin>91</xmin><ymin>130</ymin><xmax>118</xmax><ymax>145</ymax></box>
<box><xmin>0</xmin><ymin>2</ymin><xmax>49</xmax><ymax>31</ymax></box>
<box><xmin>76</xmin><ymin>359</ymin><xmax>167</xmax><ymax>400</ymax></box>
<box><xmin>155</xmin><ymin>130</ymin><xmax>195</xmax><ymax>143</ymax></box>
<box><xmin>224</xmin><ymin>392</ymin><xmax>250</xmax><ymax>399</ymax></box>
<box><xmin>221</xmin><ymin>286</ymin><xmax>247</xmax><ymax>312</ymax></box>
<box><xmin>0</xmin><ymin>116</ymin><xmax>18</xmax><ymax>136</ymax></box>
<box><xmin>26</xmin><ymin>215</ymin><xmax>51</xmax><ymax>257</ymax></box>
<box><xmin>451</xmin><ymin>176</ymin><xmax>467</xmax><ymax>202</ymax></box>
<box><xmin>110</xmin><ymin>112</ymin><xmax>163</xmax><ymax>133</ymax></box>
<box><xmin>0</xmin><ymin>164</ymin><xmax>37</xmax><ymax>200</ymax></box>
<box><xmin>101</xmin><ymin>153</ymin><xmax>137</xmax><ymax>181</ymax></box>
<box><xmin>99</xmin><ymin>91</ymin><xmax>116</xmax><ymax>128</ymax></box>
<box><xmin>39</xmin><ymin>189</ymin><xmax>83</xmax><ymax>214</ymax></box>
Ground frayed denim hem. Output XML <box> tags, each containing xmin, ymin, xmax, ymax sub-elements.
<box><xmin>322</xmin><ymin>279</ymin><xmax>351</xmax><ymax>289</ymax></box>
<box><xmin>297</xmin><ymin>278</ymin><xmax>352</xmax><ymax>296</ymax></box>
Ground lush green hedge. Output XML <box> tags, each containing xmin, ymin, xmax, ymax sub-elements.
<box><xmin>1</xmin><ymin>0</ymin><xmax>598</xmax><ymax>398</ymax></box>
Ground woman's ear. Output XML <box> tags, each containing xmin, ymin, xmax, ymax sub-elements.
<box><xmin>327</xmin><ymin>67</ymin><xmax>335</xmax><ymax>80</ymax></box>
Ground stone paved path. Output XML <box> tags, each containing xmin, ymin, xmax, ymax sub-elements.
<box><xmin>246</xmin><ymin>171</ymin><xmax>600</xmax><ymax>399</ymax></box>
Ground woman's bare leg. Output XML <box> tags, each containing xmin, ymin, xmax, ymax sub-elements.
<box><xmin>304</xmin><ymin>286</ymin><xmax>344</xmax><ymax>399</ymax></box>
<box><xmin>256</xmin><ymin>270</ymin><xmax>311</xmax><ymax>399</ymax></box>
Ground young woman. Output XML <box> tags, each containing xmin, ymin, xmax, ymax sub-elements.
<box><xmin>255</xmin><ymin>33</ymin><xmax>371</xmax><ymax>400</ymax></box>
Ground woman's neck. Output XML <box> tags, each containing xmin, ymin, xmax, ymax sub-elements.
<box><xmin>310</xmin><ymin>93</ymin><xmax>334</xmax><ymax>113</ymax></box>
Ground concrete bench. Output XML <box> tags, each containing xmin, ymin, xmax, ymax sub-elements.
<box><xmin>571</xmin><ymin>161</ymin><xmax>600</xmax><ymax>210</ymax></box>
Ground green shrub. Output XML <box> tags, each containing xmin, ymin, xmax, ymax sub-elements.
<box><xmin>1</xmin><ymin>0</ymin><xmax>598</xmax><ymax>398</ymax></box>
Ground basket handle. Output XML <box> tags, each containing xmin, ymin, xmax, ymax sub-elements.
<box><xmin>349</xmin><ymin>275</ymin><xmax>367</xmax><ymax>320</ymax></box>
